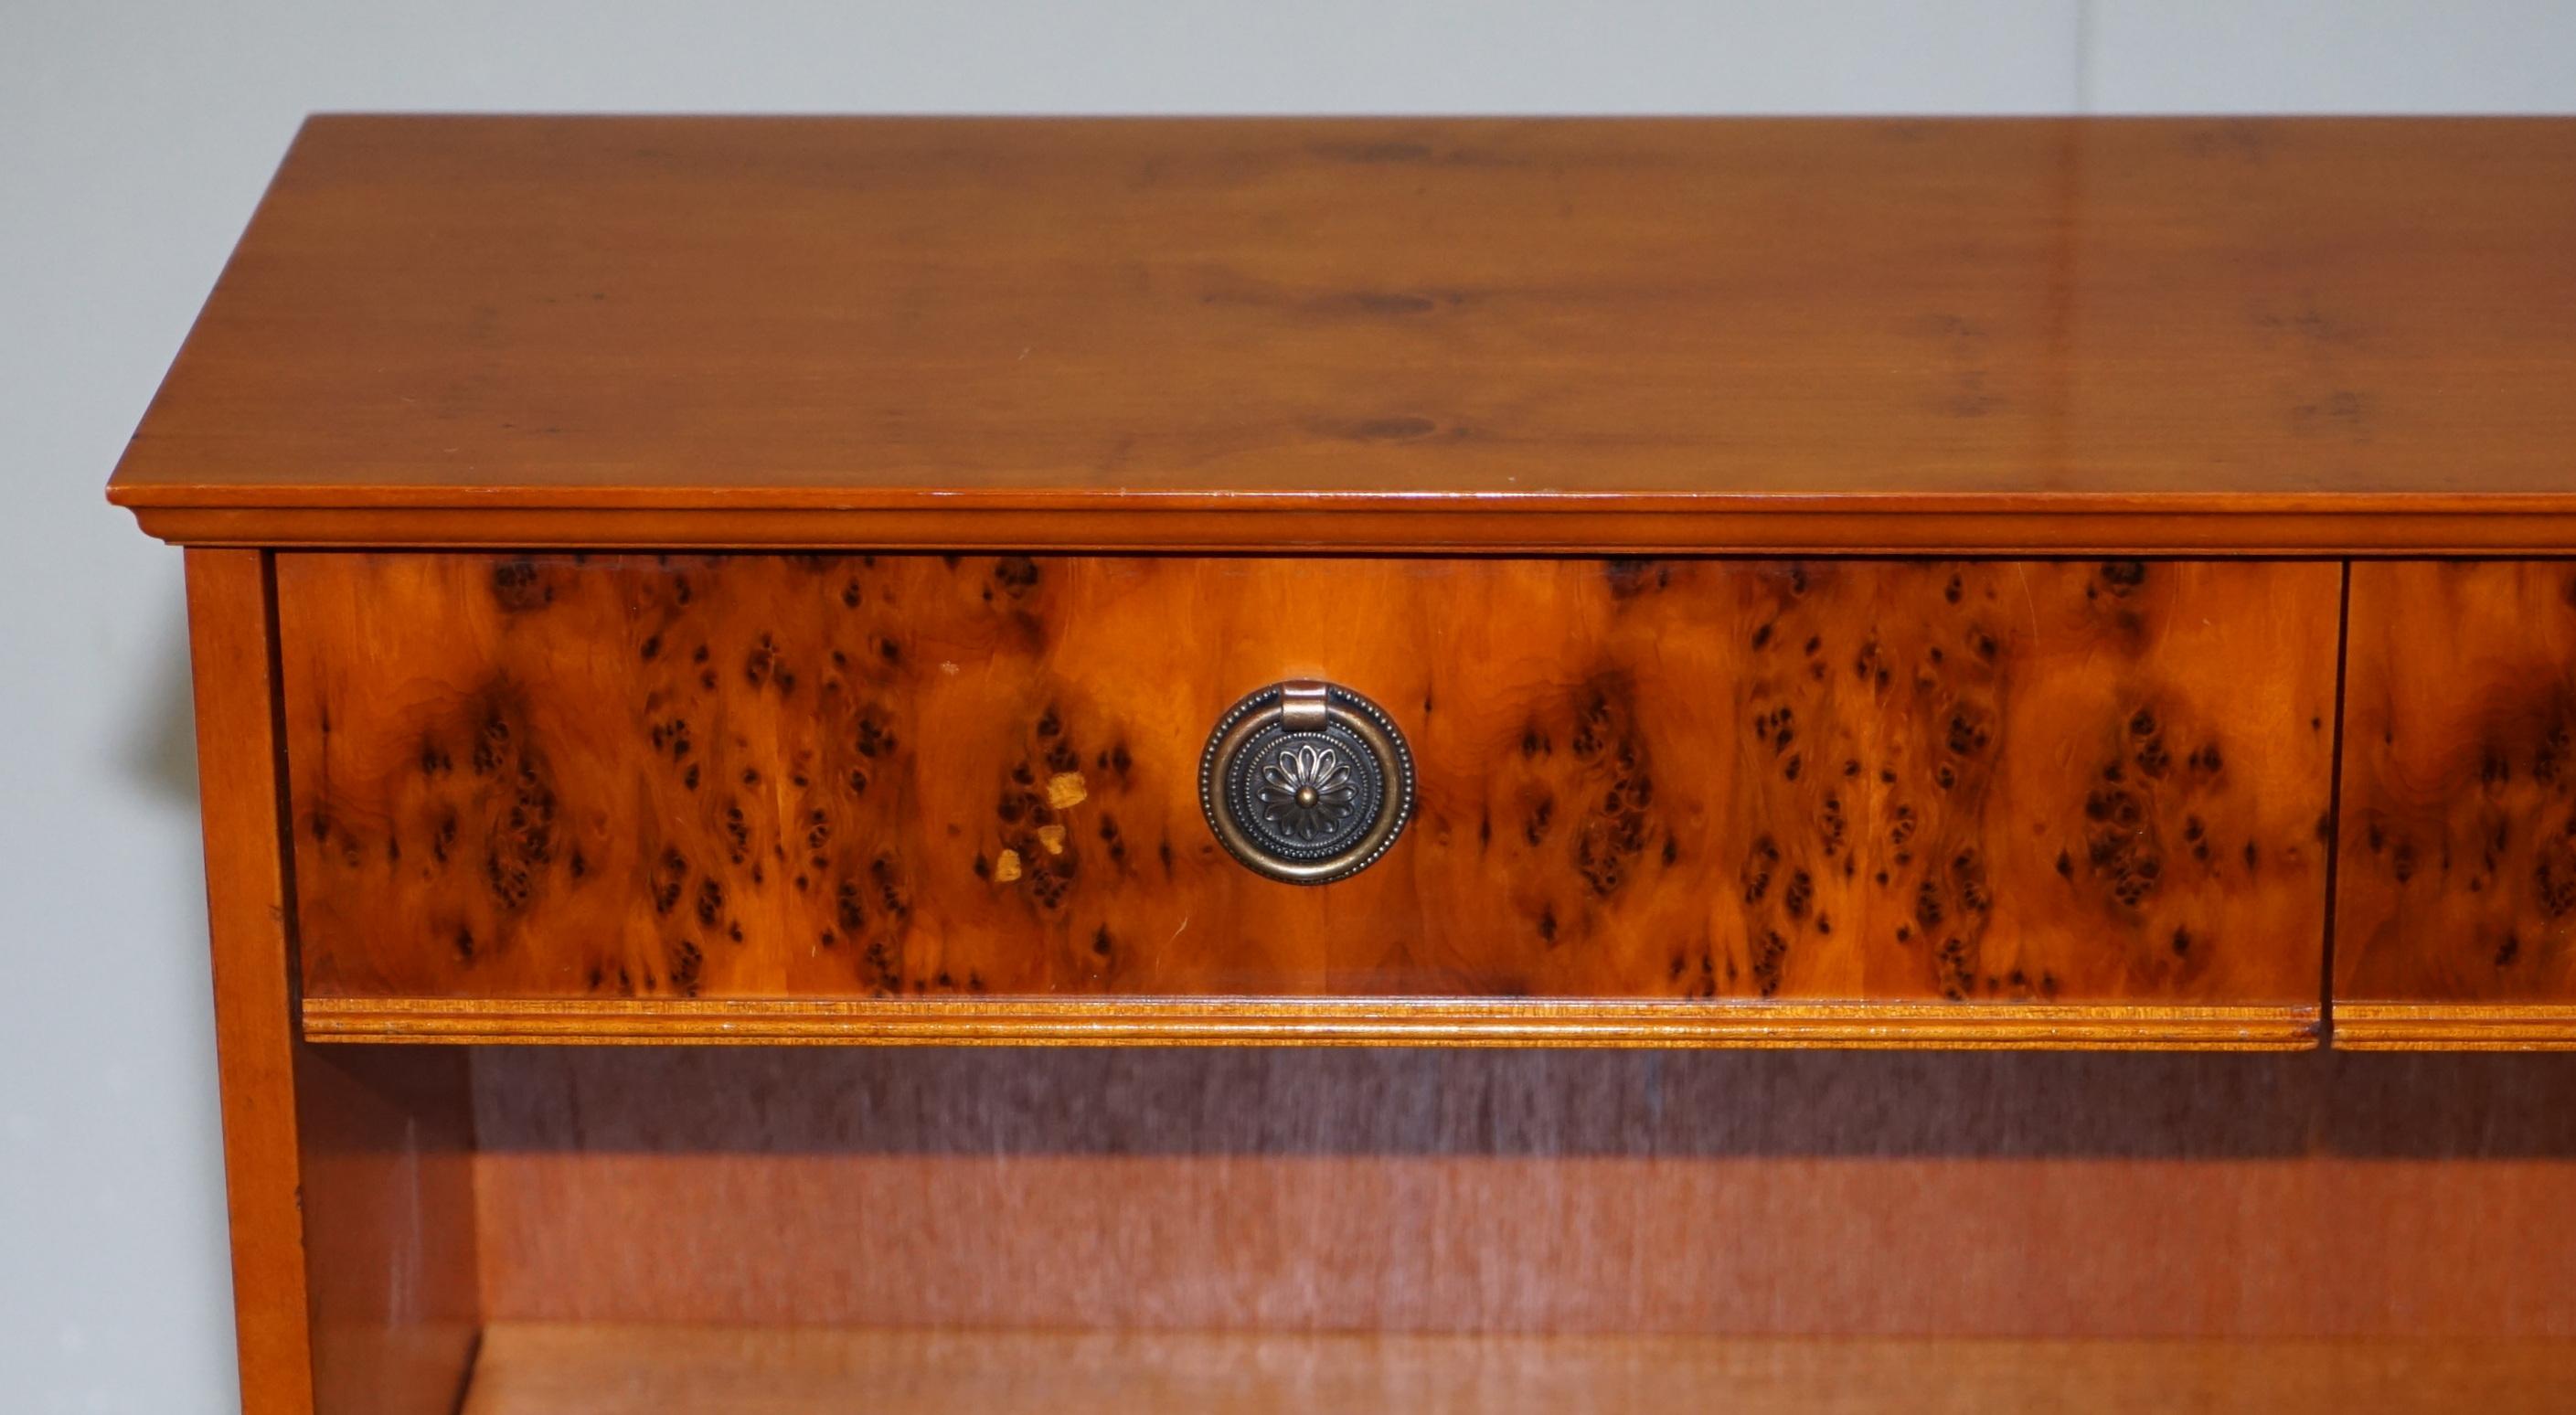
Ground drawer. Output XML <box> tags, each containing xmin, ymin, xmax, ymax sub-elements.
<box><xmin>277</xmin><ymin>553</ymin><xmax>2339</xmax><ymax>1044</ymax></box>
<box><xmin>2335</xmin><ymin>561</ymin><xmax>2576</xmax><ymax>1047</ymax></box>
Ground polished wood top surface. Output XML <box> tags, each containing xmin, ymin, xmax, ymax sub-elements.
<box><xmin>112</xmin><ymin>116</ymin><xmax>2576</xmax><ymax>550</ymax></box>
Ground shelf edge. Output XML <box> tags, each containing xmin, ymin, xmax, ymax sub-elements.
<box><xmin>2327</xmin><ymin>1004</ymin><xmax>2576</xmax><ymax>1050</ymax></box>
<box><xmin>302</xmin><ymin>997</ymin><xmax>2318</xmax><ymax>1049</ymax></box>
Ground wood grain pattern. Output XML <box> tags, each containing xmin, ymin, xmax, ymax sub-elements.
<box><xmin>277</xmin><ymin>554</ymin><xmax>2338</xmax><ymax>1037</ymax></box>
<box><xmin>458</xmin><ymin>1323</ymin><xmax>2576</xmax><ymax>1414</ymax></box>
<box><xmin>110</xmin><ymin>117</ymin><xmax>2576</xmax><ymax>553</ymax></box>
<box><xmin>185</xmin><ymin>551</ymin><xmax>482</xmax><ymax>1415</ymax></box>
<box><xmin>468</xmin><ymin>1047</ymin><xmax>2576</xmax><ymax>1339</ymax></box>
<box><xmin>2336</xmin><ymin>563</ymin><xmax>2576</xmax><ymax>1047</ymax></box>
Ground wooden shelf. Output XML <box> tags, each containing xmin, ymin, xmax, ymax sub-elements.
<box><xmin>299</xmin><ymin>996</ymin><xmax>2320</xmax><ymax>1049</ymax></box>
<box><xmin>459</xmin><ymin>1324</ymin><xmax>2576</xmax><ymax>1413</ymax></box>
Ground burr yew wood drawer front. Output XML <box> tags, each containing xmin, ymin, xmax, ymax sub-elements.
<box><xmin>280</xmin><ymin>552</ymin><xmax>2340</xmax><ymax>1046</ymax></box>
<box><xmin>2334</xmin><ymin>562</ymin><xmax>2576</xmax><ymax>1048</ymax></box>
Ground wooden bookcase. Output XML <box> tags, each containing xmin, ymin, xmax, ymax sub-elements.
<box><xmin>124</xmin><ymin>117</ymin><xmax>2576</xmax><ymax>1411</ymax></box>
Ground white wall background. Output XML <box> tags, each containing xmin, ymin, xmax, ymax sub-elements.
<box><xmin>5</xmin><ymin>2</ymin><xmax>2574</xmax><ymax>1409</ymax></box>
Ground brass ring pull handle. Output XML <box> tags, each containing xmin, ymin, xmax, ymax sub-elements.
<box><xmin>1199</xmin><ymin>680</ymin><xmax>1416</xmax><ymax>885</ymax></box>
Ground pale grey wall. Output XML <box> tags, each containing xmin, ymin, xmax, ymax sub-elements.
<box><xmin>4</xmin><ymin>2</ymin><xmax>2571</xmax><ymax>1410</ymax></box>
